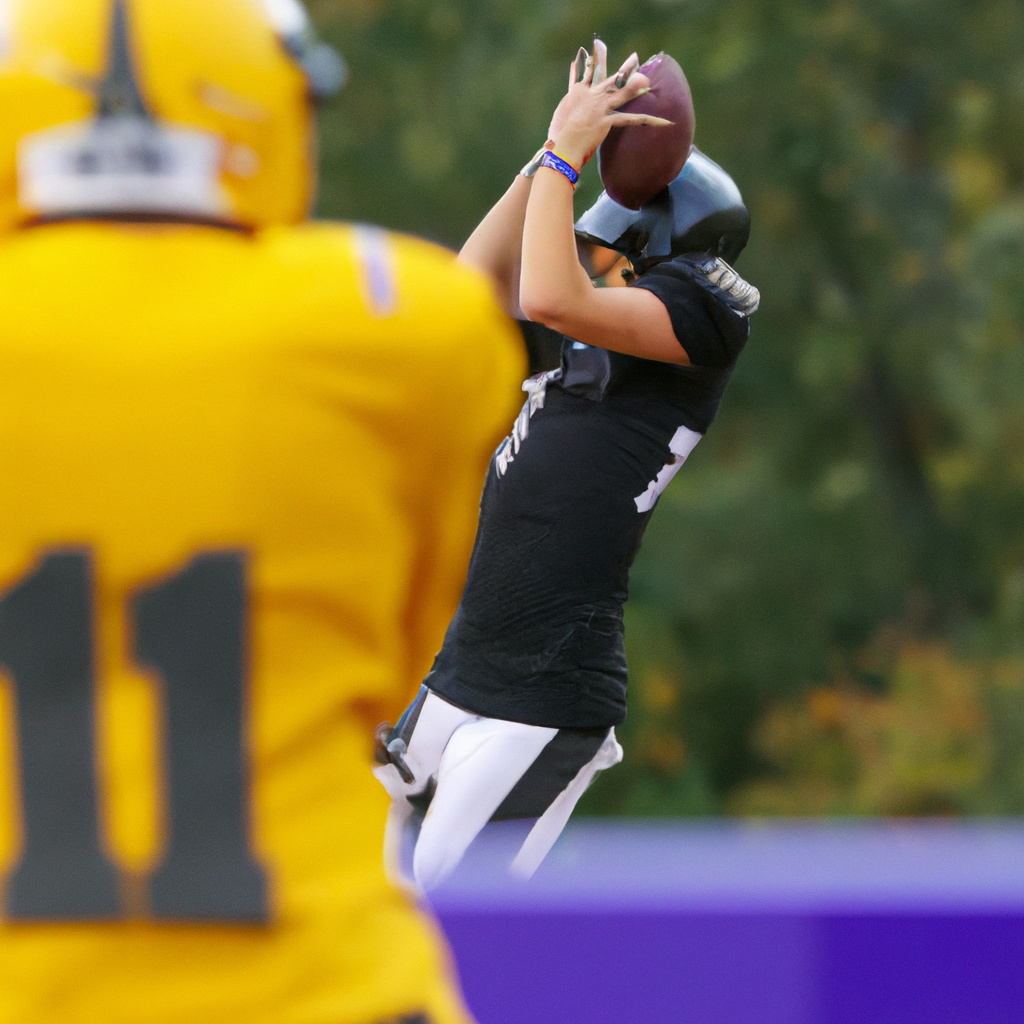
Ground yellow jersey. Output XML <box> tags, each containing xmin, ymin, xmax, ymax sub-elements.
<box><xmin>0</xmin><ymin>220</ymin><xmax>525</xmax><ymax>1024</ymax></box>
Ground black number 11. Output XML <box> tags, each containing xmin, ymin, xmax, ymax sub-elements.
<box><xmin>0</xmin><ymin>549</ymin><xmax>268</xmax><ymax>922</ymax></box>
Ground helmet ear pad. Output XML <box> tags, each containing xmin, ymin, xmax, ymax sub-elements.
<box><xmin>575</xmin><ymin>147</ymin><xmax>751</xmax><ymax>274</ymax></box>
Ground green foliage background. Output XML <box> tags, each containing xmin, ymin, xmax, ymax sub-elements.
<box><xmin>309</xmin><ymin>0</ymin><xmax>1024</xmax><ymax>817</ymax></box>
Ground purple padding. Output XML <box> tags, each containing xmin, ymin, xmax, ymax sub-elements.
<box><xmin>440</xmin><ymin>910</ymin><xmax>814</xmax><ymax>1024</ymax></box>
<box><xmin>429</xmin><ymin>822</ymin><xmax>1024</xmax><ymax>1024</ymax></box>
<box><xmin>820</xmin><ymin>915</ymin><xmax>1024</xmax><ymax>1024</ymax></box>
<box><xmin>437</xmin><ymin>910</ymin><xmax>1024</xmax><ymax>1024</ymax></box>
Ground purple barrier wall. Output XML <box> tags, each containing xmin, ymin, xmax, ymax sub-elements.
<box><xmin>428</xmin><ymin>821</ymin><xmax>1024</xmax><ymax>1024</ymax></box>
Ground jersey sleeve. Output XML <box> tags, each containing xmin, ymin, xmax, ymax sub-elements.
<box><xmin>631</xmin><ymin>258</ymin><xmax>751</xmax><ymax>369</ymax></box>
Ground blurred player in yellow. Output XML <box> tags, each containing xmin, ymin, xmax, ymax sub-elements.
<box><xmin>0</xmin><ymin>1</ymin><xmax>524</xmax><ymax>1021</ymax></box>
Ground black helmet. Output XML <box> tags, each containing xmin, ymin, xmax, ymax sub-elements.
<box><xmin>575</xmin><ymin>147</ymin><xmax>750</xmax><ymax>274</ymax></box>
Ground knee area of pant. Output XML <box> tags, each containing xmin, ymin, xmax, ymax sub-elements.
<box><xmin>411</xmin><ymin>828</ymin><xmax>461</xmax><ymax>892</ymax></box>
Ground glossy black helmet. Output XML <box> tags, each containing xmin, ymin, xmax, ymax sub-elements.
<box><xmin>575</xmin><ymin>147</ymin><xmax>750</xmax><ymax>274</ymax></box>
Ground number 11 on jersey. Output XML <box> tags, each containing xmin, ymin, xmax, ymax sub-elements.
<box><xmin>0</xmin><ymin>549</ymin><xmax>268</xmax><ymax>923</ymax></box>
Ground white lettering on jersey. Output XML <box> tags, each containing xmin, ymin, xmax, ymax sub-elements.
<box><xmin>353</xmin><ymin>226</ymin><xmax>398</xmax><ymax>318</ymax></box>
<box><xmin>496</xmin><ymin>369</ymin><xmax>562</xmax><ymax>477</ymax></box>
<box><xmin>18</xmin><ymin>116</ymin><xmax>227</xmax><ymax>218</ymax></box>
<box><xmin>633</xmin><ymin>424</ymin><xmax>701</xmax><ymax>513</ymax></box>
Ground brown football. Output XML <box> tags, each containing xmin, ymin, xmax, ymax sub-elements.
<box><xmin>598</xmin><ymin>53</ymin><xmax>695</xmax><ymax>210</ymax></box>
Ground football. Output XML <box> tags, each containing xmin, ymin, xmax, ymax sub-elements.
<box><xmin>598</xmin><ymin>53</ymin><xmax>695</xmax><ymax>210</ymax></box>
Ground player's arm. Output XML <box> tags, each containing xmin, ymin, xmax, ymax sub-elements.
<box><xmin>521</xmin><ymin>177</ymin><xmax>688</xmax><ymax>363</ymax></box>
<box><xmin>519</xmin><ymin>42</ymin><xmax>689</xmax><ymax>365</ymax></box>
<box><xmin>459</xmin><ymin>45</ymin><xmax>630</xmax><ymax>320</ymax></box>
<box><xmin>458</xmin><ymin>174</ymin><xmax>532</xmax><ymax>318</ymax></box>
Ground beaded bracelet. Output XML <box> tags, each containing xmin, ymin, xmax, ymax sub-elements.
<box><xmin>539</xmin><ymin>150</ymin><xmax>580</xmax><ymax>187</ymax></box>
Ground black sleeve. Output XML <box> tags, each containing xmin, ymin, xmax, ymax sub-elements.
<box><xmin>631</xmin><ymin>259</ymin><xmax>750</xmax><ymax>369</ymax></box>
<box><xmin>517</xmin><ymin>319</ymin><xmax>564</xmax><ymax>374</ymax></box>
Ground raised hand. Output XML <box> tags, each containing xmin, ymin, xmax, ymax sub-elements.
<box><xmin>546</xmin><ymin>41</ymin><xmax>671</xmax><ymax>170</ymax></box>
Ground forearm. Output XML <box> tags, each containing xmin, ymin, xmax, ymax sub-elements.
<box><xmin>519</xmin><ymin>164</ymin><xmax>593</xmax><ymax>329</ymax></box>
<box><xmin>458</xmin><ymin>173</ymin><xmax>533</xmax><ymax>318</ymax></box>
<box><xmin>512</xmin><ymin>42</ymin><xmax>687</xmax><ymax>361</ymax></box>
<box><xmin>520</xmin><ymin>158</ymin><xmax>688</xmax><ymax>364</ymax></box>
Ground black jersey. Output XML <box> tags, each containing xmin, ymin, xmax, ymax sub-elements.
<box><xmin>425</xmin><ymin>255</ymin><xmax>757</xmax><ymax>729</ymax></box>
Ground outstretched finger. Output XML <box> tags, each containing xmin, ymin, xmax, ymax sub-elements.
<box><xmin>605</xmin><ymin>72</ymin><xmax>650</xmax><ymax>107</ymax></box>
<box><xmin>613</xmin><ymin>52</ymin><xmax>640</xmax><ymax>89</ymax></box>
<box><xmin>581</xmin><ymin>49</ymin><xmax>596</xmax><ymax>85</ymax></box>
<box><xmin>593</xmin><ymin>37</ymin><xmax>608</xmax><ymax>83</ymax></box>
<box><xmin>609</xmin><ymin>113</ymin><xmax>675</xmax><ymax>128</ymax></box>
<box><xmin>571</xmin><ymin>47</ymin><xmax>588</xmax><ymax>87</ymax></box>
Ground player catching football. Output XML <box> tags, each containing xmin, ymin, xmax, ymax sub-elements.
<box><xmin>374</xmin><ymin>40</ymin><xmax>760</xmax><ymax>891</ymax></box>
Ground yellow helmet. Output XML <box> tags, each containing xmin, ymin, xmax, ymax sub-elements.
<box><xmin>0</xmin><ymin>0</ymin><xmax>344</xmax><ymax>232</ymax></box>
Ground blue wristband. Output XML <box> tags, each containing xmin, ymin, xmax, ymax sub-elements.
<box><xmin>539</xmin><ymin>150</ymin><xmax>580</xmax><ymax>187</ymax></box>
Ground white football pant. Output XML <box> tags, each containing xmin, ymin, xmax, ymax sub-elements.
<box><xmin>372</xmin><ymin>688</ymin><xmax>622</xmax><ymax>892</ymax></box>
